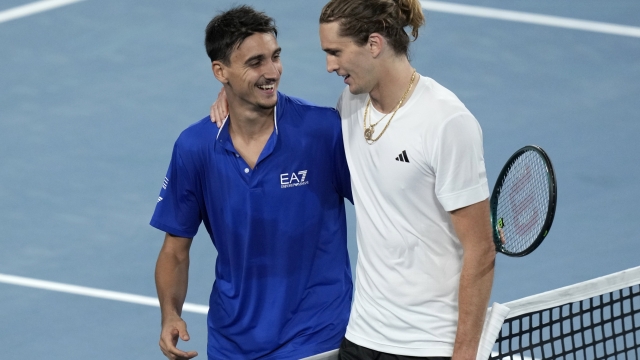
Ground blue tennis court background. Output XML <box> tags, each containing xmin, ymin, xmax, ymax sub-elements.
<box><xmin>1</xmin><ymin>0</ymin><xmax>639</xmax><ymax>358</ymax></box>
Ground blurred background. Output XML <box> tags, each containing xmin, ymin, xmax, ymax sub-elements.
<box><xmin>1</xmin><ymin>0</ymin><xmax>639</xmax><ymax>358</ymax></box>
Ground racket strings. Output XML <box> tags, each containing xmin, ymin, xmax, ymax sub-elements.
<box><xmin>496</xmin><ymin>151</ymin><xmax>550</xmax><ymax>254</ymax></box>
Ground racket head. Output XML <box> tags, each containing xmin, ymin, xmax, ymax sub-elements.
<box><xmin>490</xmin><ymin>145</ymin><xmax>557</xmax><ymax>257</ymax></box>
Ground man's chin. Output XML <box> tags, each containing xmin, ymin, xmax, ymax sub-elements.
<box><xmin>257</xmin><ymin>98</ymin><xmax>278</xmax><ymax>110</ymax></box>
<box><xmin>347</xmin><ymin>84</ymin><xmax>366</xmax><ymax>95</ymax></box>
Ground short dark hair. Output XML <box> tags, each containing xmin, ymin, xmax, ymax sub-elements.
<box><xmin>205</xmin><ymin>5</ymin><xmax>278</xmax><ymax>64</ymax></box>
<box><xmin>320</xmin><ymin>0</ymin><xmax>424</xmax><ymax>56</ymax></box>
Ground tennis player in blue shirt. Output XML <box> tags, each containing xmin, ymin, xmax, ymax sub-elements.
<box><xmin>151</xmin><ymin>6</ymin><xmax>353</xmax><ymax>360</ymax></box>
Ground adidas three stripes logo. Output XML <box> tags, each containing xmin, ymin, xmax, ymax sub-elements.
<box><xmin>395</xmin><ymin>150</ymin><xmax>410</xmax><ymax>163</ymax></box>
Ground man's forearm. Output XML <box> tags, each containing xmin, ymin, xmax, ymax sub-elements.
<box><xmin>155</xmin><ymin>236</ymin><xmax>191</xmax><ymax>321</ymax></box>
<box><xmin>452</xmin><ymin>253</ymin><xmax>495</xmax><ymax>359</ymax></box>
<box><xmin>154</xmin><ymin>234</ymin><xmax>197</xmax><ymax>359</ymax></box>
<box><xmin>450</xmin><ymin>199</ymin><xmax>496</xmax><ymax>360</ymax></box>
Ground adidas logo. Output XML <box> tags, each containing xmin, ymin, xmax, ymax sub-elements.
<box><xmin>395</xmin><ymin>150</ymin><xmax>410</xmax><ymax>163</ymax></box>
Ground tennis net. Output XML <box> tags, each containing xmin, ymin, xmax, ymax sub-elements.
<box><xmin>484</xmin><ymin>266</ymin><xmax>640</xmax><ymax>360</ymax></box>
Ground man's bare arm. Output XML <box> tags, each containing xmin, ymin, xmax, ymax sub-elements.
<box><xmin>155</xmin><ymin>233</ymin><xmax>198</xmax><ymax>360</ymax></box>
<box><xmin>450</xmin><ymin>199</ymin><xmax>496</xmax><ymax>360</ymax></box>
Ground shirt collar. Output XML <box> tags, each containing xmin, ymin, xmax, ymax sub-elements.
<box><xmin>216</xmin><ymin>104</ymin><xmax>279</xmax><ymax>141</ymax></box>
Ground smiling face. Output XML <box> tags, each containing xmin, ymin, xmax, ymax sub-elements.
<box><xmin>319</xmin><ymin>21</ymin><xmax>375</xmax><ymax>95</ymax></box>
<box><xmin>214</xmin><ymin>32</ymin><xmax>282</xmax><ymax>111</ymax></box>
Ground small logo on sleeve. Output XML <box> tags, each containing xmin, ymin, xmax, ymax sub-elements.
<box><xmin>280</xmin><ymin>170</ymin><xmax>309</xmax><ymax>188</ymax></box>
<box><xmin>158</xmin><ymin>177</ymin><xmax>168</xmax><ymax>202</ymax></box>
<box><xmin>395</xmin><ymin>150</ymin><xmax>410</xmax><ymax>163</ymax></box>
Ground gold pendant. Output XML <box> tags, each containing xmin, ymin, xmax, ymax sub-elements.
<box><xmin>364</xmin><ymin>127</ymin><xmax>373</xmax><ymax>141</ymax></box>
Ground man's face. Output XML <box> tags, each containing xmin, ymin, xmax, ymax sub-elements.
<box><xmin>223</xmin><ymin>32</ymin><xmax>282</xmax><ymax>110</ymax></box>
<box><xmin>319</xmin><ymin>22</ymin><xmax>374</xmax><ymax>95</ymax></box>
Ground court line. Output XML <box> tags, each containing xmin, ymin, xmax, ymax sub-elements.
<box><xmin>0</xmin><ymin>0</ymin><xmax>85</xmax><ymax>24</ymax></box>
<box><xmin>420</xmin><ymin>1</ymin><xmax>640</xmax><ymax>38</ymax></box>
<box><xmin>0</xmin><ymin>273</ymin><xmax>209</xmax><ymax>314</ymax></box>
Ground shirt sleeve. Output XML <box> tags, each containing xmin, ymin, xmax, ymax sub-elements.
<box><xmin>332</xmin><ymin>114</ymin><xmax>353</xmax><ymax>203</ymax></box>
<box><xmin>150</xmin><ymin>140</ymin><xmax>202</xmax><ymax>238</ymax></box>
<box><xmin>431</xmin><ymin>112</ymin><xmax>490</xmax><ymax>212</ymax></box>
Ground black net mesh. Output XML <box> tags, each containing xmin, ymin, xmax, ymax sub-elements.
<box><xmin>490</xmin><ymin>284</ymin><xmax>640</xmax><ymax>360</ymax></box>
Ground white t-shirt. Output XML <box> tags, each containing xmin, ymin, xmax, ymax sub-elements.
<box><xmin>337</xmin><ymin>75</ymin><xmax>489</xmax><ymax>357</ymax></box>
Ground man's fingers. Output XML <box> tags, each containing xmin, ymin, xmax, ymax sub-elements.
<box><xmin>219</xmin><ymin>91</ymin><xmax>228</xmax><ymax>113</ymax></box>
<box><xmin>162</xmin><ymin>346</ymin><xmax>198</xmax><ymax>360</ymax></box>
<box><xmin>209</xmin><ymin>104</ymin><xmax>217</xmax><ymax>123</ymax></box>
<box><xmin>214</xmin><ymin>106</ymin><xmax>223</xmax><ymax>128</ymax></box>
<box><xmin>175</xmin><ymin>318</ymin><xmax>191</xmax><ymax>341</ymax></box>
<box><xmin>209</xmin><ymin>87</ymin><xmax>229</xmax><ymax>128</ymax></box>
<box><xmin>169</xmin><ymin>349</ymin><xmax>198</xmax><ymax>360</ymax></box>
<box><xmin>181</xmin><ymin>350</ymin><xmax>199</xmax><ymax>359</ymax></box>
<box><xmin>159</xmin><ymin>320</ymin><xmax>198</xmax><ymax>360</ymax></box>
<box><xmin>209</xmin><ymin>102</ymin><xmax>224</xmax><ymax>128</ymax></box>
<box><xmin>160</xmin><ymin>336</ymin><xmax>197</xmax><ymax>360</ymax></box>
<box><xmin>159</xmin><ymin>330</ymin><xmax>184</xmax><ymax>356</ymax></box>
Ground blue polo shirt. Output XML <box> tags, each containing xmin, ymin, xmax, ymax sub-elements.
<box><xmin>150</xmin><ymin>93</ymin><xmax>353</xmax><ymax>360</ymax></box>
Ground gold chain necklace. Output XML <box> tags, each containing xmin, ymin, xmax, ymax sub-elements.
<box><xmin>363</xmin><ymin>70</ymin><xmax>416</xmax><ymax>144</ymax></box>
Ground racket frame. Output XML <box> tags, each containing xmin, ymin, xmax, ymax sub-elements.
<box><xmin>489</xmin><ymin>145</ymin><xmax>557</xmax><ymax>257</ymax></box>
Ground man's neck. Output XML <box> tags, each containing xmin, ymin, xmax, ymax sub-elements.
<box><xmin>368</xmin><ymin>58</ymin><xmax>417</xmax><ymax>114</ymax></box>
<box><xmin>226</xmin><ymin>97</ymin><xmax>275</xmax><ymax>169</ymax></box>
<box><xmin>227</xmin><ymin>101</ymin><xmax>275</xmax><ymax>142</ymax></box>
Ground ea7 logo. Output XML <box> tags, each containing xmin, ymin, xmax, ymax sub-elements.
<box><xmin>280</xmin><ymin>170</ymin><xmax>309</xmax><ymax>188</ymax></box>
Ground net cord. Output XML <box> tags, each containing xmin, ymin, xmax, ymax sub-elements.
<box><xmin>495</xmin><ymin>266</ymin><xmax>640</xmax><ymax>319</ymax></box>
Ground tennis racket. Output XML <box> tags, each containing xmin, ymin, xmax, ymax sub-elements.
<box><xmin>490</xmin><ymin>145</ymin><xmax>557</xmax><ymax>257</ymax></box>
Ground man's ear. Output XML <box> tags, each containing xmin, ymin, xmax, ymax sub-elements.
<box><xmin>212</xmin><ymin>61</ymin><xmax>228</xmax><ymax>83</ymax></box>
<box><xmin>368</xmin><ymin>33</ymin><xmax>385</xmax><ymax>58</ymax></box>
